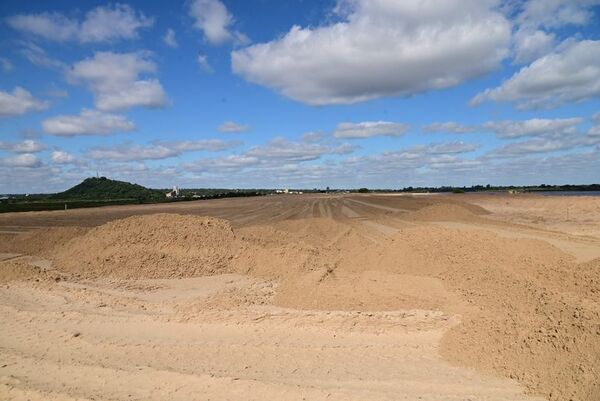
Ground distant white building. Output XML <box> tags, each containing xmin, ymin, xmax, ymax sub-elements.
<box><xmin>165</xmin><ymin>186</ymin><xmax>180</xmax><ymax>198</ymax></box>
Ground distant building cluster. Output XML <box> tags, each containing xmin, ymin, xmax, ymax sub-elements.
<box><xmin>275</xmin><ymin>188</ymin><xmax>303</xmax><ymax>195</ymax></box>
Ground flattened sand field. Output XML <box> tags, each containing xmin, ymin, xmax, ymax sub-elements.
<box><xmin>0</xmin><ymin>193</ymin><xmax>599</xmax><ymax>401</ymax></box>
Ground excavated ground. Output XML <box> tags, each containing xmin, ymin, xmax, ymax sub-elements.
<box><xmin>0</xmin><ymin>193</ymin><xmax>599</xmax><ymax>401</ymax></box>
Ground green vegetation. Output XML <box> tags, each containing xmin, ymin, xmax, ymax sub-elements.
<box><xmin>0</xmin><ymin>177</ymin><xmax>164</xmax><ymax>213</ymax></box>
<box><xmin>52</xmin><ymin>177</ymin><xmax>164</xmax><ymax>201</ymax></box>
<box><xmin>0</xmin><ymin>177</ymin><xmax>272</xmax><ymax>213</ymax></box>
<box><xmin>0</xmin><ymin>199</ymin><xmax>143</xmax><ymax>213</ymax></box>
<box><xmin>357</xmin><ymin>187</ymin><xmax>369</xmax><ymax>193</ymax></box>
<box><xmin>393</xmin><ymin>183</ymin><xmax>600</xmax><ymax>194</ymax></box>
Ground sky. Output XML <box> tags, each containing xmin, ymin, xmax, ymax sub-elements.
<box><xmin>0</xmin><ymin>0</ymin><xmax>599</xmax><ymax>193</ymax></box>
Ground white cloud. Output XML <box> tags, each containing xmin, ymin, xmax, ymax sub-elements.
<box><xmin>489</xmin><ymin>138</ymin><xmax>583</xmax><ymax>156</ymax></box>
<box><xmin>88</xmin><ymin>140</ymin><xmax>241</xmax><ymax>161</ymax></box>
<box><xmin>68</xmin><ymin>51</ymin><xmax>167</xmax><ymax>111</ymax></box>
<box><xmin>483</xmin><ymin>116</ymin><xmax>599</xmax><ymax>157</ymax></box>
<box><xmin>2</xmin><ymin>153</ymin><xmax>41</xmax><ymax>168</ymax></box>
<box><xmin>472</xmin><ymin>40</ymin><xmax>600</xmax><ymax>109</ymax></box>
<box><xmin>346</xmin><ymin>140</ymin><xmax>480</xmax><ymax>177</ymax></box>
<box><xmin>186</xmin><ymin>137</ymin><xmax>356</xmax><ymax>178</ymax></box>
<box><xmin>422</xmin><ymin>122</ymin><xmax>476</xmax><ymax>134</ymax></box>
<box><xmin>185</xmin><ymin>154</ymin><xmax>260</xmax><ymax>172</ymax></box>
<box><xmin>164</xmin><ymin>139</ymin><xmax>241</xmax><ymax>152</ymax></box>
<box><xmin>186</xmin><ymin>138</ymin><xmax>472</xmax><ymax>186</ymax></box>
<box><xmin>513</xmin><ymin>29</ymin><xmax>555</xmax><ymax>65</ymax></box>
<box><xmin>333</xmin><ymin>121</ymin><xmax>409</xmax><ymax>138</ymax></box>
<box><xmin>180</xmin><ymin>139</ymin><xmax>600</xmax><ymax>189</ymax></box>
<box><xmin>332</xmin><ymin>143</ymin><xmax>358</xmax><ymax>155</ymax></box>
<box><xmin>6</xmin><ymin>4</ymin><xmax>153</xmax><ymax>43</ymax></box>
<box><xmin>42</xmin><ymin>109</ymin><xmax>135</xmax><ymax>136</ymax></box>
<box><xmin>232</xmin><ymin>0</ymin><xmax>510</xmax><ymax>105</ymax></box>
<box><xmin>516</xmin><ymin>0</ymin><xmax>600</xmax><ymax>30</ymax></box>
<box><xmin>0</xmin><ymin>139</ymin><xmax>45</xmax><ymax>153</ymax></box>
<box><xmin>427</xmin><ymin>141</ymin><xmax>478</xmax><ymax>154</ymax></box>
<box><xmin>423</xmin><ymin>117</ymin><xmax>585</xmax><ymax>139</ymax></box>
<box><xmin>189</xmin><ymin>0</ymin><xmax>231</xmax><ymax>44</ymax></box>
<box><xmin>189</xmin><ymin>0</ymin><xmax>248</xmax><ymax>46</ymax></box>
<box><xmin>19</xmin><ymin>42</ymin><xmax>66</xmax><ymax>70</ymax></box>
<box><xmin>0</xmin><ymin>87</ymin><xmax>47</xmax><ymax>117</ymax></box>
<box><xmin>0</xmin><ymin>57</ymin><xmax>13</xmax><ymax>72</ymax></box>
<box><xmin>482</xmin><ymin>117</ymin><xmax>583</xmax><ymax>138</ymax></box>
<box><xmin>510</xmin><ymin>1</ymin><xmax>600</xmax><ymax>65</ymax></box>
<box><xmin>301</xmin><ymin>132</ymin><xmax>323</xmax><ymax>142</ymax></box>
<box><xmin>246</xmin><ymin>138</ymin><xmax>342</xmax><ymax>162</ymax></box>
<box><xmin>163</xmin><ymin>28</ymin><xmax>178</xmax><ymax>48</ymax></box>
<box><xmin>428</xmin><ymin>155</ymin><xmax>482</xmax><ymax>171</ymax></box>
<box><xmin>218</xmin><ymin>121</ymin><xmax>249</xmax><ymax>133</ymax></box>
<box><xmin>197</xmin><ymin>54</ymin><xmax>213</xmax><ymax>72</ymax></box>
<box><xmin>387</xmin><ymin>141</ymin><xmax>478</xmax><ymax>158</ymax></box>
<box><xmin>6</xmin><ymin>13</ymin><xmax>78</xmax><ymax>42</ymax></box>
<box><xmin>51</xmin><ymin>150</ymin><xmax>76</xmax><ymax>164</ymax></box>
<box><xmin>80</xmin><ymin>4</ymin><xmax>153</xmax><ymax>43</ymax></box>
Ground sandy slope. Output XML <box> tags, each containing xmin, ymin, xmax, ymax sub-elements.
<box><xmin>1</xmin><ymin>193</ymin><xmax>599</xmax><ymax>401</ymax></box>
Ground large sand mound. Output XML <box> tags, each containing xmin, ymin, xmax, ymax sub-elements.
<box><xmin>268</xmin><ymin>222</ymin><xmax>600</xmax><ymax>401</ymax></box>
<box><xmin>53</xmin><ymin>214</ymin><xmax>238</xmax><ymax>279</ymax></box>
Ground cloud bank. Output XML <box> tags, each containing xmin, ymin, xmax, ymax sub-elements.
<box><xmin>232</xmin><ymin>0</ymin><xmax>510</xmax><ymax>105</ymax></box>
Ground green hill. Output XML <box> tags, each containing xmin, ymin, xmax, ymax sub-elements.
<box><xmin>52</xmin><ymin>177</ymin><xmax>164</xmax><ymax>200</ymax></box>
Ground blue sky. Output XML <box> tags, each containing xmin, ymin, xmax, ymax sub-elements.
<box><xmin>0</xmin><ymin>0</ymin><xmax>599</xmax><ymax>192</ymax></box>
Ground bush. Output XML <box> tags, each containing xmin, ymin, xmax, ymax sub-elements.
<box><xmin>358</xmin><ymin>188</ymin><xmax>369</xmax><ymax>193</ymax></box>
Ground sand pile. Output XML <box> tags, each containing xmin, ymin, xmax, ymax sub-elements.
<box><xmin>263</xmin><ymin>222</ymin><xmax>599</xmax><ymax>400</ymax></box>
<box><xmin>2</xmin><ymin>204</ymin><xmax>598</xmax><ymax>400</ymax></box>
<box><xmin>53</xmin><ymin>214</ymin><xmax>238</xmax><ymax>279</ymax></box>
<box><xmin>0</xmin><ymin>227</ymin><xmax>89</xmax><ymax>257</ymax></box>
<box><xmin>242</xmin><ymin>218</ymin><xmax>454</xmax><ymax>311</ymax></box>
<box><xmin>409</xmin><ymin>203</ymin><xmax>485</xmax><ymax>222</ymax></box>
<box><xmin>372</xmin><ymin>225</ymin><xmax>598</xmax><ymax>401</ymax></box>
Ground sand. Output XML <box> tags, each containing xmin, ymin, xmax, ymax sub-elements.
<box><xmin>0</xmin><ymin>193</ymin><xmax>598</xmax><ymax>401</ymax></box>
<box><xmin>53</xmin><ymin>214</ymin><xmax>238</xmax><ymax>279</ymax></box>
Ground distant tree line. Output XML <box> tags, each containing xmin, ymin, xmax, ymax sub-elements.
<box><xmin>364</xmin><ymin>183</ymin><xmax>600</xmax><ymax>193</ymax></box>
